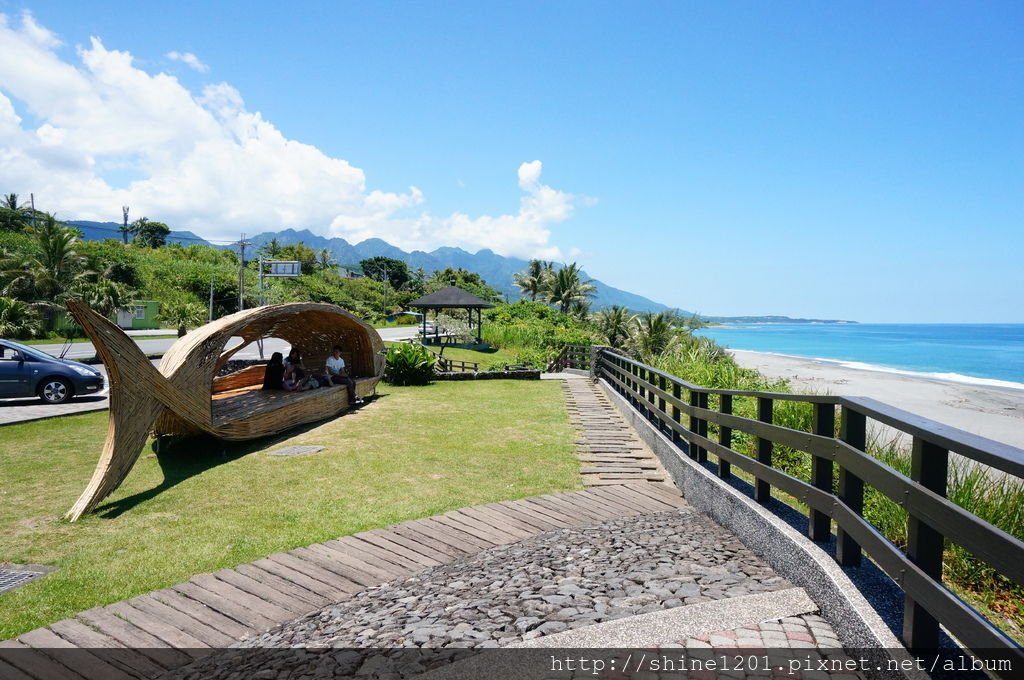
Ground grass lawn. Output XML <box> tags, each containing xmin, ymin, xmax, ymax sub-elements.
<box><xmin>0</xmin><ymin>380</ymin><xmax>580</xmax><ymax>638</ymax></box>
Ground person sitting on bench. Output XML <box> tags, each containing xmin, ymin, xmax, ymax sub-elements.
<box><xmin>324</xmin><ymin>345</ymin><xmax>358</xmax><ymax>404</ymax></box>
<box><xmin>262</xmin><ymin>352</ymin><xmax>285</xmax><ymax>390</ymax></box>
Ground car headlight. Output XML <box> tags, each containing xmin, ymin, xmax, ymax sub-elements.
<box><xmin>70</xmin><ymin>365</ymin><xmax>100</xmax><ymax>377</ymax></box>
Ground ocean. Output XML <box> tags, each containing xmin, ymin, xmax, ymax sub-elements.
<box><xmin>693</xmin><ymin>324</ymin><xmax>1024</xmax><ymax>390</ymax></box>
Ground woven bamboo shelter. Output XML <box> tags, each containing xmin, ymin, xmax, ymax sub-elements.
<box><xmin>64</xmin><ymin>300</ymin><xmax>385</xmax><ymax>521</ymax></box>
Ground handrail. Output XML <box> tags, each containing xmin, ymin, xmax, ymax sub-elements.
<box><xmin>547</xmin><ymin>344</ymin><xmax>591</xmax><ymax>373</ymax></box>
<box><xmin>594</xmin><ymin>347</ymin><xmax>1023</xmax><ymax>672</ymax></box>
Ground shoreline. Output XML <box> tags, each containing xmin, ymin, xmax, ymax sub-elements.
<box><xmin>730</xmin><ymin>349</ymin><xmax>1024</xmax><ymax>453</ymax></box>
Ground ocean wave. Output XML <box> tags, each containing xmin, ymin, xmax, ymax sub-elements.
<box><xmin>730</xmin><ymin>349</ymin><xmax>1024</xmax><ymax>392</ymax></box>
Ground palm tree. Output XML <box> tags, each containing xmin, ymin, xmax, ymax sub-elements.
<box><xmin>568</xmin><ymin>298</ymin><xmax>591</xmax><ymax>320</ymax></box>
<box><xmin>259</xmin><ymin>238</ymin><xmax>282</xmax><ymax>259</ymax></box>
<box><xmin>596</xmin><ymin>305</ymin><xmax>635</xmax><ymax>349</ymax></box>
<box><xmin>0</xmin><ymin>296</ymin><xmax>43</xmax><ymax>339</ymax></box>
<box><xmin>2</xmin><ymin>215</ymin><xmax>89</xmax><ymax>301</ymax></box>
<box><xmin>545</xmin><ymin>262</ymin><xmax>595</xmax><ymax>314</ymax></box>
<box><xmin>513</xmin><ymin>259</ymin><xmax>551</xmax><ymax>301</ymax></box>
<box><xmin>317</xmin><ymin>248</ymin><xmax>334</xmax><ymax>271</ymax></box>
<box><xmin>158</xmin><ymin>299</ymin><xmax>206</xmax><ymax>337</ymax></box>
<box><xmin>630</xmin><ymin>311</ymin><xmax>679</xmax><ymax>358</ymax></box>
<box><xmin>71</xmin><ymin>279</ymin><xmax>133</xmax><ymax>318</ymax></box>
<box><xmin>3</xmin><ymin>194</ymin><xmax>19</xmax><ymax>211</ymax></box>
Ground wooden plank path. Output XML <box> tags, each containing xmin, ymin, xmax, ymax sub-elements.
<box><xmin>1</xmin><ymin>483</ymin><xmax>685</xmax><ymax>678</ymax></box>
<box><xmin>555</xmin><ymin>372</ymin><xmax>671</xmax><ymax>486</ymax></box>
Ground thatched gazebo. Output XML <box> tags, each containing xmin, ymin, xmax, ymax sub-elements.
<box><xmin>408</xmin><ymin>286</ymin><xmax>495</xmax><ymax>344</ymax></box>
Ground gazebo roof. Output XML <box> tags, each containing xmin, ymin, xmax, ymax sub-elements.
<box><xmin>408</xmin><ymin>286</ymin><xmax>495</xmax><ymax>309</ymax></box>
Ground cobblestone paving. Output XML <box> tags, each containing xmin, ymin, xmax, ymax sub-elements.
<box><xmin>236</xmin><ymin>508</ymin><xmax>789</xmax><ymax>650</ymax></box>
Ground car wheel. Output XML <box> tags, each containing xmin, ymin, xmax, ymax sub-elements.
<box><xmin>38</xmin><ymin>378</ymin><xmax>72</xmax><ymax>404</ymax></box>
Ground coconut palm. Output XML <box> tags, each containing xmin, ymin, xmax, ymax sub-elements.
<box><xmin>630</xmin><ymin>311</ymin><xmax>679</xmax><ymax>358</ymax></box>
<box><xmin>0</xmin><ymin>296</ymin><xmax>44</xmax><ymax>339</ymax></box>
<box><xmin>513</xmin><ymin>259</ymin><xmax>551</xmax><ymax>301</ymax></box>
<box><xmin>71</xmin><ymin>279</ymin><xmax>134</xmax><ymax>318</ymax></box>
<box><xmin>2</xmin><ymin>214</ymin><xmax>89</xmax><ymax>301</ymax></box>
<box><xmin>158</xmin><ymin>298</ymin><xmax>206</xmax><ymax>337</ymax></box>
<box><xmin>545</xmin><ymin>262</ymin><xmax>595</xmax><ymax>314</ymax></box>
<box><xmin>317</xmin><ymin>248</ymin><xmax>334</xmax><ymax>271</ymax></box>
<box><xmin>596</xmin><ymin>305</ymin><xmax>635</xmax><ymax>349</ymax></box>
<box><xmin>568</xmin><ymin>298</ymin><xmax>591</xmax><ymax>321</ymax></box>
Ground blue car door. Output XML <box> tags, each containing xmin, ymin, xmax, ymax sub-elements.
<box><xmin>0</xmin><ymin>344</ymin><xmax>30</xmax><ymax>397</ymax></box>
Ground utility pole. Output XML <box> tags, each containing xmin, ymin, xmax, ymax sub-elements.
<box><xmin>208</xmin><ymin>274</ymin><xmax>215</xmax><ymax>321</ymax></box>
<box><xmin>30</xmin><ymin>193</ymin><xmax>36</xmax><ymax>228</ymax></box>
<box><xmin>121</xmin><ymin>206</ymin><xmax>130</xmax><ymax>244</ymax></box>
<box><xmin>237</xmin><ymin>232</ymin><xmax>250</xmax><ymax>311</ymax></box>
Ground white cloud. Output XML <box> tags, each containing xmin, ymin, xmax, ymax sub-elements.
<box><xmin>166</xmin><ymin>50</ymin><xmax>209</xmax><ymax>73</ymax></box>
<box><xmin>0</xmin><ymin>14</ymin><xmax>582</xmax><ymax>257</ymax></box>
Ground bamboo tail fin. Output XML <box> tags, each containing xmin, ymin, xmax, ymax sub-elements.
<box><xmin>64</xmin><ymin>300</ymin><xmax>165</xmax><ymax>521</ymax></box>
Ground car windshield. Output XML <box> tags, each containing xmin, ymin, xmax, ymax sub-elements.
<box><xmin>0</xmin><ymin>340</ymin><xmax>58</xmax><ymax>362</ymax></box>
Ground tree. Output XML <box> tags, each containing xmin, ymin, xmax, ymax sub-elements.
<box><xmin>0</xmin><ymin>194</ymin><xmax>28</xmax><ymax>232</ymax></box>
<box><xmin>258</xmin><ymin>238</ymin><xmax>282</xmax><ymax>259</ymax></box>
<box><xmin>360</xmin><ymin>256</ymin><xmax>410</xmax><ymax>290</ymax></box>
<box><xmin>545</xmin><ymin>262</ymin><xmax>595</xmax><ymax>314</ymax></box>
<box><xmin>631</xmin><ymin>311</ymin><xmax>679</xmax><ymax>358</ymax></box>
<box><xmin>513</xmin><ymin>259</ymin><xmax>553</xmax><ymax>301</ymax></box>
<box><xmin>596</xmin><ymin>305</ymin><xmax>635</xmax><ymax>349</ymax></box>
<box><xmin>130</xmin><ymin>218</ymin><xmax>170</xmax><ymax>248</ymax></box>
<box><xmin>158</xmin><ymin>298</ymin><xmax>206</xmax><ymax>337</ymax></box>
<box><xmin>317</xmin><ymin>248</ymin><xmax>334</xmax><ymax>271</ymax></box>
<box><xmin>2</xmin><ymin>214</ymin><xmax>90</xmax><ymax>302</ymax></box>
<box><xmin>72</xmin><ymin>279</ymin><xmax>133</xmax><ymax>318</ymax></box>
<box><xmin>0</xmin><ymin>297</ymin><xmax>43</xmax><ymax>339</ymax></box>
<box><xmin>278</xmin><ymin>243</ymin><xmax>318</xmax><ymax>275</ymax></box>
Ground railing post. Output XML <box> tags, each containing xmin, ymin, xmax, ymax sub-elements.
<box><xmin>672</xmin><ymin>381</ymin><xmax>682</xmax><ymax>447</ymax></box>
<box><xmin>658</xmin><ymin>375</ymin><xmax>668</xmax><ymax>434</ymax></box>
<box><xmin>754</xmin><ymin>397</ymin><xmax>773</xmax><ymax>502</ymax></box>
<box><xmin>837</xmin><ymin>406</ymin><xmax>866</xmax><ymax>566</ymax></box>
<box><xmin>697</xmin><ymin>392</ymin><xmax>709</xmax><ymax>463</ymax></box>
<box><xmin>809</xmin><ymin>402</ymin><xmax>836</xmax><ymax>542</ymax></box>
<box><xmin>718</xmin><ymin>394</ymin><xmax>732</xmax><ymax>478</ymax></box>
<box><xmin>903</xmin><ymin>437</ymin><xmax>948</xmax><ymax>652</ymax></box>
<box><xmin>688</xmin><ymin>389</ymin><xmax>700</xmax><ymax>460</ymax></box>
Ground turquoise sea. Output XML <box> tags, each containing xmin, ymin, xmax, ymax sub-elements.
<box><xmin>694</xmin><ymin>324</ymin><xmax>1024</xmax><ymax>390</ymax></box>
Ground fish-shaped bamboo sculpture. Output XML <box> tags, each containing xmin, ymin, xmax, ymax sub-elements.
<box><xmin>64</xmin><ymin>300</ymin><xmax>385</xmax><ymax>521</ymax></box>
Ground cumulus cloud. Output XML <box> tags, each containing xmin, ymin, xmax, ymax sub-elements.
<box><xmin>166</xmin><ymin>50</ymin><xmax>209</xmax><ymax>73</ymax></box>
<box><xmin>0</xmin><ymin>13</ymin><xmax>582</xmax><ymax>258</ymax></box>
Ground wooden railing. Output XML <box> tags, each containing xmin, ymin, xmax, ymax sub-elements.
<box><xmin>547</xmin><ymin>344</ymin><xmax>591</xmax><ymax>372</ymax></box>
<box><xmin>594</xmin><ymin>347</ymin><xmax>1023</xmax><ymax>671</ymax></box>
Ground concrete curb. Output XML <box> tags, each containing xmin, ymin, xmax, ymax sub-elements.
<box><xmin>597</xmin><ymin>380</ymin><xmax>921</xmax><ymax>679</ymax></box>
<box><xmin>513</xmin><ymin>587</ymin><xmax>817</xmax><ymax>648</ymax></box>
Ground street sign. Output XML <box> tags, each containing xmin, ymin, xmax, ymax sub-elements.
<box><xmin>267</xmin><ymin>260</ymin><xmax>301</xmax><ymax>277</ymax></box>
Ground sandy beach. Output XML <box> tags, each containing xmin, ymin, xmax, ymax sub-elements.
<box><xmin>730</xmin><ymin>350</ymin><xmax>1024</xmax><ymax>453</ymax></box>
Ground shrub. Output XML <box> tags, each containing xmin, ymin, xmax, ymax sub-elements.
<box><xmin>0</xmin><ymin>297</ymin><xmax>43</xmax><ymax>339</ymax></box>
<box><xmin>384</xmin><ymin>343</ymin><xmax>437</xmax><ymax>386</ymax></box>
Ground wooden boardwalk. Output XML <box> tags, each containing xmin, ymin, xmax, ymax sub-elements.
<box><xmin>0</xmin><ymin>483</ymin><xmax>685</xmax><ymax>678</ymax></box>
<box><xmin>556</xmin><ymin>373</ymin><xmax>670</xmax><ymax>486</ymax></box>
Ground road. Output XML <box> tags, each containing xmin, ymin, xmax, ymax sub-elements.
<box><xmin>0</xmin><ymin>327</ymin><xmax>419</xmax><ymax>426</ymax></box>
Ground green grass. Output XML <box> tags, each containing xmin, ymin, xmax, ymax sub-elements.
<box><xmin>0</xmin><ymin>380</ymin><xmax>581</xmax><ymax>638</ymax></box>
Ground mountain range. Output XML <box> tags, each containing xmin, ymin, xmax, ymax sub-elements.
<box><xmin>68</xmin><ymin>222</ymin><xmax>676</xmax><ymax>313</ymax></box>
<box><xmin>67</xmin><ymin>221</ymin><xmax>856</xmax><ymax>322</ymax></box>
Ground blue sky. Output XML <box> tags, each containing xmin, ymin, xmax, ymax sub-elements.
<box><xmin>0</xmin><ymin>1</ymin><xmax>1020</xmax><ymax>322</ymax></box>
